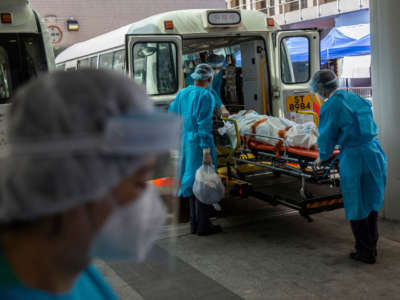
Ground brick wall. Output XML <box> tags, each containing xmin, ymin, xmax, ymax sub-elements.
<box><xmin>30</xmin><ymin>0</ymin><xmax>226</xmax><ymax>50</ymax></box>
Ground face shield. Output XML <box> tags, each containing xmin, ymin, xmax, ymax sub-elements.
<box><xmin>103</xmin><ymin>111</ymin><xmax>181</xmax><ymax>217</ymax></box>
<box><xmin>0</xmin><ymin>111</ymin><xmax>182</xmax><ymax>263</ymax></box>
<box><xmin>91</xmin><ymin>112</ymin><xmax>182</xmax><ymax>262</ymax></box>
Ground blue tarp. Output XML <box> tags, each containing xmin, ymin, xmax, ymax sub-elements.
<box><xmin>233</xmin><ymin>27</ymin><xmax>371</xmax><ymax>66</ymax></box>
<box><xmin>287</xmin><ymin>27</ymin><xmax>371</xmax><ymax>62</ymax></box>
<box><xmin>285</xmin><ymin>37</ymin><xmax>310</xmax><ymax>62</ymax></box>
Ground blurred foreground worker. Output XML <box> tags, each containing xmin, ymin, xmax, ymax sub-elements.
<box><xmin>169</xmin><ymin>64</ymin><xmax>222</xmax><ymax>236</ymax></box>
<box><xmin>0</xmin><ymin>70</ymin><xmax>181</xmax><ymax>299</ymax></box>
<box><xmin>311</xmin><ymin>70</ymin><xmax>387</xmax><ymax>264</ymax></box>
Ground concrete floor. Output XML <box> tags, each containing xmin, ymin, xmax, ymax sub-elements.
<box><xmin>97</xmin><ymin>200</ymin><xmax>400</xmax><ymax>300</ymax></box>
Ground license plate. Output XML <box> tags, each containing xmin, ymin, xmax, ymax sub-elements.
<box><xmin>286</xmin><ymin>94</ymin><xmax>313</xmax><ymax>112</ymax></box>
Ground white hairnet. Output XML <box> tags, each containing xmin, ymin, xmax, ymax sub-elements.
<box><xmin>0</xmin><ymin>70</ymin><xmax>181</xmax><ymax>223</ymax></box>
<box><xmin>310</xmin><ymin>69</ymin><xmax>339</xmax><ymax>97</ymax></box>
<box><xmin>190</xmin><ymin>64</ymin><xmax>214</xmax><ymax>81</ymax></box>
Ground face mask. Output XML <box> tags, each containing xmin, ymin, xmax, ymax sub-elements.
<box><xmin>90</xmin><ymin>184</ymin><xmax>167</xmax><ymax>262</ymax></box>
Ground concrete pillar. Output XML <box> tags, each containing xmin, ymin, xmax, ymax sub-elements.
<box><xmin>370</xmin><ymin>0</ymin><xmax>400</xmax><ymax>220</ymax></box>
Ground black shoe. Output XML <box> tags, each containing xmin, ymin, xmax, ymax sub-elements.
<box><xmin>351</xmin><ymin>249</ymin><xmax>377</xmax><ymax>257</ymax></box>
<box><xmin>197</xmin><ymin>225</ymin><xmax>222</xmax><ymax>236</ymax></box>
<box><xmin>350</xmin><ymin>252</ymin><xmax>376</xmax><ymax>264</ymax></box>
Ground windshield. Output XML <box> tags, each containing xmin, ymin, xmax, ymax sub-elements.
<box><xmin>0</xmin><ymin>34</ymin><xmax>47</xmax><ymax>103</ymax></box>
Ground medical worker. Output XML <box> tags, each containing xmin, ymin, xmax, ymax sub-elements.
<box><xmin>208</xmin><ymin>54</ymin><xmax>230</xmax><ymax>117</ymax></box>
<box><xmin>207</xmin><ymin>54</ymin><xmax>224</xmax><ymax>96</ymax></box>
<box><xmin>0</xmin><ymin>70</ymin><xmax>181</xmax><ymax>299</ymax></box>
<box><xmin>185</xmin><ymin>54</ymin><xmax>230</xmax><ymax>117</ymax></box>
<box><xmin>311</xmin><ymin>70</ymin><xmax>386</xmax><ymax>264</ymax></box>
<box><xmin>169</xmin><ymin>64</ymin><xmax>222</xmax><ymax>236</ymax></box>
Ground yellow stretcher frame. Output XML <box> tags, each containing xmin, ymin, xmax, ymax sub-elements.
<box><xmin>297</xmin><ymin>110</ymin><xmax>320</xmax><ymax>127</ymax></box>
<box><xmin>221</xmin><ymin>117</ymin><xmax>242</xmax><ymax>162</ymax></box>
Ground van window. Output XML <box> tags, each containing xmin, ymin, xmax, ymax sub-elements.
<box><xmin>281</xmin><ymin>36</ymin><xmax>310</xmax><ymax>84</ymax></box>
<box><xmin>99</xmin><ymin>52</ymin><xmax>113</xmax><ymax>69</ymax></box>
<box><xmin>113</xmin><ymin>50</ymin><xmax>125</xmax><ymax>72</ymax></box>
<box><xmin>132</xmin><ymin>42</ymin><xmax>177</xmax><ymax>95</ymax></box>
<box><xmin>0</xmin><ymin>33</ymin><xmax>47</xmax><ymax>103</ymax></box>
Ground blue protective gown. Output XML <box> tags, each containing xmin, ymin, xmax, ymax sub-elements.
<box><xmin>211</xmin><ymin>71</ymin><xmax>224</xmax><ymax>98</ymax></box>
<box><xmin>318</xmin><ymin>90</ymin><xmax>387</xmax><ymax>220</ymax></box>
<box><xmin>169</xmin><ymin>85</ymin><xmax>217</xmax><ymax>197</ymax></box>
<box><xmin>184</xmin><ymin>71</ymin><xmax>194</xmax><ymax>88</ymax></box>
<box><xmin>184</xmin><ymin>72</ymin><xmax>223</xmax><ymax>110</ymax></box>
<box><xmin>0</xmin><ymin>247</ymin><xmax>117</xmax><ymax>300</ymax></box>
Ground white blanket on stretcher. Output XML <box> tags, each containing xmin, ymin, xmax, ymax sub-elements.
<box><xmin>218</xmin><ymin>110</ymin><xmax>319</xmax><ymax>150</ymax></box>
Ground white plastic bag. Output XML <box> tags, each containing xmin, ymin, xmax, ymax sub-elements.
<box><xmin>193</xmin><ymin>164</ymin><xmax>225</xmax><ymax>205</ymax></box>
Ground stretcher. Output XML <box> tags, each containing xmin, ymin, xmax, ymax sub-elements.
<box><xmin>215</xmin><ymin>116</ymin><xmax>343</xmax><ymax>221</ymax></box>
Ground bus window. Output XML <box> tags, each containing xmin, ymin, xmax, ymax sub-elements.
<box><xmin>77</xmin><ymin>58</ymin><xmax>90</xmax><ymax>69</ymax></box>
<box><xmin>281</xmin><ymin>37</ymin><xmax>310</xmax><ymax>84</ymax></box>
<box><xmin>133</xmin><ymin>42</ymin><xmax>178</xmax><ymax>95</ymax></box>
<box><xmin>89</xmin><ymin>56</ymin><xmax>97</xmax><ymax>68</ymax></box>
<box><xmin>99</xmin><ymin>52</ymin><xmax>113</xmax><ymax>69</ymax></box>
<box><xmin>56</xmin><ymin>64</ymin><xmax>65</xmax><ymax>71</ymax></box>
<box><xmin>0</xmin><ymin>34</ymin><xmax>47</xmax><ymax>103</ymax></box>
<box><xmin>113</xmin><ymin>50</ymin><xmax>125</xmax><ymax>72</ymax></box>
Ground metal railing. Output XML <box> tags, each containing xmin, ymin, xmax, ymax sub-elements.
<box><xmin>227</xmin><ymin>0</ymin><xmax>368</xmax><ymax>22</ymax></box>
<box><xmin>339</xmin><ymin>87</ymin><xmax>373</xmax><ymax>99</ymax></box>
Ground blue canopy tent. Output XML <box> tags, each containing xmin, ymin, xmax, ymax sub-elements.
<box><xmin>287</xmin><ymin>26</ymin><xmax>371</xmax><ymax>63</ymax></box>
<box><xmin>322</xmin><ymin>33</ymin><xmax>371</xmax><ymax>61</ymax></box>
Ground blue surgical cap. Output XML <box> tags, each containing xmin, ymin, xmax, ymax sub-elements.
<box><xmin>191</xmin><ymin>63</ymin><xmax>214</xmax><ymax>81</ymax></box>
<box><xmin>310</xmin><ymin>70</ymin><xmax>339</xmax><ymax>97</ymax></box>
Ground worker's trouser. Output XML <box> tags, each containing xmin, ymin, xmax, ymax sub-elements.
<box><xmin>350</xmin><ymin>211</ymin><xmax>379</xmax><ymax>257</ymax></box>
<box><xmin>187</xmin><ymin>196</ymin><xmax>213</xmax><ymax>234</ymax></box>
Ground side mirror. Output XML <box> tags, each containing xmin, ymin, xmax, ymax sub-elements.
<box><xmin>137</xmin><ymin>47</ymin><xmax>157</xmax><ymax>58</ymax></box>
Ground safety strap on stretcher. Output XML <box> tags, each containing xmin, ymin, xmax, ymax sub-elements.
<box><xmin>250</xmin><ymin>119</ymin><xmax>290</xmax><ymax>159</ymax></box>
<box><xmin>248</xmin><ymin>139</ymin><xmax>340</xmax><ymax>160</ymax></box>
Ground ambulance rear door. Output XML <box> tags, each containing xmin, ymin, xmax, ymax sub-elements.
<box><xmin>274</xmin><ymin>30</ymin><xmax>321</xmax><ymax>124</ymax></box>
<box><xmin>126</xmin><ymin>34</ymin><xmax>183</xmax><ymax>107</ymax></box>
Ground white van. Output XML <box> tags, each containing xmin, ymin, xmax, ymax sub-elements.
<box><xmin>56</xmin><ymin>9</ymin><xmax>321</xmax><ymax>122</ymax></box>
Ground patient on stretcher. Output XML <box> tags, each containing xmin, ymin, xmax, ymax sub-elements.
<box><xmin>218</xmin><ymin>110</ymin><xmax>319</xmax><ymax>150</ymax></box>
